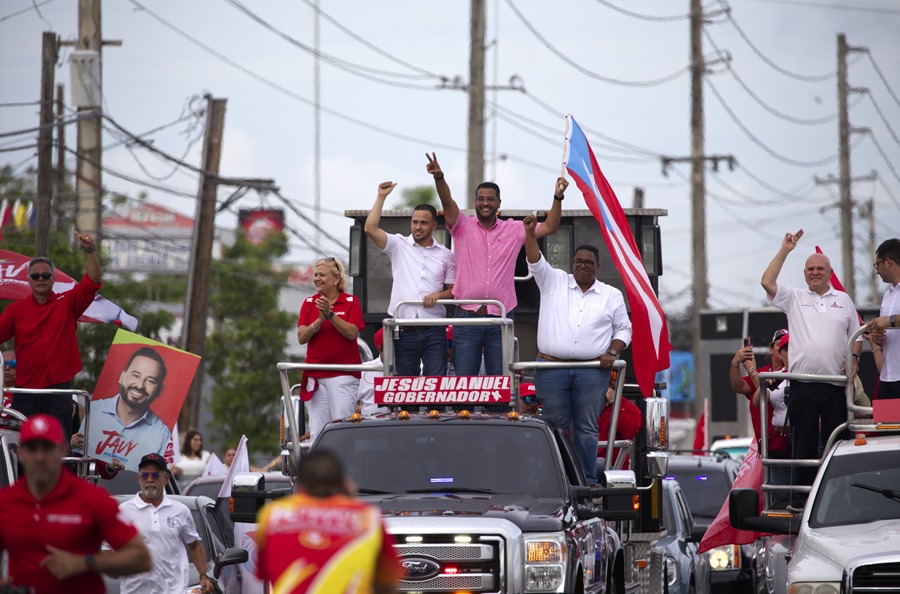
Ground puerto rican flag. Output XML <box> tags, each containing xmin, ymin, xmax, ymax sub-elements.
<box><xmin>564</xmin><ymin>115</ymin><xmax>671</xmax><ymax>396</ymax></box>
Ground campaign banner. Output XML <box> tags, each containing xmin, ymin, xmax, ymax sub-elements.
<box><xmin>86</xmin><ymin>329</ymin><xmax>200</xmax><ymax>472</ymax></box>
<box><xmin>374</xmin><ymin>375</ymin><xmax>511</xmax><ymax>405</ymax></box>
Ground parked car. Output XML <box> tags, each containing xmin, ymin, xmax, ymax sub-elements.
<box><xmin>710</xmin><ymin>437</ymin><xmax>753</xmax><ymax>462</ymax></box>
<box><xmin>666</xmin><ymin>453</ymin><xmax>764</xmax><ymax>594</ymax></box>
<box><xmin>659</xmin><ymin>477</ymin><xmax>711</xmax><ymax>594</ymax></box>
<box><xmin>105</xmin><ymin>494</ymin><xmax>247</xmax><ymax>594</ymax></box>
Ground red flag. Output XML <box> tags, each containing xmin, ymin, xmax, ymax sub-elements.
<box><xmin>564</xmin><ymin>115</ymin><xmax>672</xmax><ymax>396</ymax></box>
<box><xmin>698</xmin><ymin>440</ymin><xmax>770</xmax><ymax>553</ymax></box>
<box><xmin>816</xmin><ymin>246</ymin><xmax>863</xmax><ymax>325</ymax></box>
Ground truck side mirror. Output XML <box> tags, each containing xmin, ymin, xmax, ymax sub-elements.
<box><xmin>645</xmin><ymin>451</ymin><xmax>668</xmax><ymax>479</ymax></box>
<box><xmin>645</xmin><ymin>397</ymin><xmax>669</xmax><ymax>450</ymax></box>
<box><xmin>230</xmin><ymin>472</ymin><xmax>267</xmax><ymax>524</ymax></box>
<box><xmin>214</xmin><ymin>547</ymin><xmax>249</xmax><ymax>579</ymax></box>
<box><xmin>728</xmin><ymin>488</ymin><xmax>798</xmax><ymax>535</ymax></box>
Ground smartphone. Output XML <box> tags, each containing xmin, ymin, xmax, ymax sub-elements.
<box><xmin>743</xmin><ymin>337</ymin><xmax>751</xmax><ymax>348</ymax></box>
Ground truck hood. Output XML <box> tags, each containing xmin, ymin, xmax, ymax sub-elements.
<box><xmin>792</xmin><ymin>519</ymin><xmax>900</xmax><ymax>577</ymax></box>
<box><xmin>365</xmin><ymin>493</ymin><xmax>568</xmax><ymax>532</ymax></box>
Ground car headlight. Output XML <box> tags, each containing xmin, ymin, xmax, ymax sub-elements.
<box><xmin>789</xmin><ymin>583</ymin><xmax>840</xmax><ymax>594</ymax></box>
<box><xmin>666</xmin><ymin>556</ymin><xmax>678</xmax><ymax>586</ymax></box>
<box><xmin>525</xmin><ymin>536</ymin><xmax>566</xmax><ymax>592</ymax></box>
<box><xmin>708</xmin><ymin>544</ymin><xmax>740</xmax><ymax>570</ymax></box>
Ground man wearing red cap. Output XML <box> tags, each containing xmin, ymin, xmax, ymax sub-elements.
<box><xmin>0</xmin><ymin>414</ymin><xmax>151</xmax><ymax>593</ymax></box>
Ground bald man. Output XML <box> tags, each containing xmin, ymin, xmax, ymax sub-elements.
<box><xmin>761</xmin><ymin>229</ymin><xmax>862</xmax><ymax>498</ymax></box>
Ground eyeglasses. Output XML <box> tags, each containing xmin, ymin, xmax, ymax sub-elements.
<box><xmin>572</xmin><ymin>259</ymin><xmax>597</xmax><ymax>268</ymax></box>
<box><xmin>139</xmin><ymin>471</ymin><xmax>164</xmax><ymax>480</ymax></box>
<box><xmin>522</xmin><ymin>395</ymin><xmax>540</xmax><ymax>405</ymax></box>
<box><xmin>29</xmin><ymin>273</ymin><xmax>52</xmax><ymax>281</ymax></box>
<box><xmin>3</xmin><ymin>360</ymin><xmax>15</xmax><ymax>369</ymax></box>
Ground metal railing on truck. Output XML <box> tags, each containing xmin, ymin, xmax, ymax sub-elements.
<box><xmin>756</xmin><ymin>324</ymin><xmax>896</xmax><ymax>511</ymax></box>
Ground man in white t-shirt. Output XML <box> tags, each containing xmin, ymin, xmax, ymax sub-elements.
<box><xmin>865</xmin><ymin>238</ymin><xmax>900</xmax><ymax>399</ymax></box>
<box><xmin>761</xmin><ymin>229</ymin><xmax>862</xmax><ymax>492</ymax></box>
<box><xmin>364</xmin><ymin>181</ymin><xmax>455</xmax><ymax>376</ymax></box>
<box><xmin>117</xmin><ymin>453</ymin><xmax>212</xmax><ymax>594</ymax></box>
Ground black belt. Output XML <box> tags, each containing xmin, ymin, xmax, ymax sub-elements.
<box><xmin>399</xmin><ymin>326</ymin><xmax>433</xmax><ymax>333</ymax></box>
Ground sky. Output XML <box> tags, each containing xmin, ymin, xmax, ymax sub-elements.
<box><xmin>1</xmin><ymin>0</ymin><xmax>898</xmax><ymax>315</ymax></box>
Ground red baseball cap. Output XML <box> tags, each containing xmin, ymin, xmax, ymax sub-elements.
<box><xmin>778</xmin><ymin>333</ymin><xmax>790</xmax><ymax>349</ymax></box>
<box><xmin>374</xmin><ymin>328</ymin><xmax>384</xmax><ymax>351</ymax></box>
<box><xmin>520</xmin><ymin>382</ymin><xmax>536</xmax><ymax>397</ymax></box>
<box><xmin>20</xmin><ymin>414</ymin><xmax>65</xmax><ymax>446</ymax></box>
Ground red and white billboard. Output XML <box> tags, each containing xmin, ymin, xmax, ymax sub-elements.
<box><xmin>374</xmin><ymin>375</ymin><xmax>511</xmax><ymax>405</ymax></box>
<box><xmin>239</xmin><ymin>208</ymin><xmax>285</xmax><ymax>245</ymax></box>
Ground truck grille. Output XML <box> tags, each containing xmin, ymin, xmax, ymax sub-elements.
<box><xmin>394</xmin><ymin>535</ymin><xmax>503</xmax><ymax>593</ymax></box>
<box><xmin>850</xmin><ymin>562</ymin><xmax>900</xmax><ymax>592</ymax></box>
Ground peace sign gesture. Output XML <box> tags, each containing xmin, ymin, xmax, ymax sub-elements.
<box><xmin>425</xmin><ymin>152</ymin><xmax>444</xmax><ymax>180</ymax></box>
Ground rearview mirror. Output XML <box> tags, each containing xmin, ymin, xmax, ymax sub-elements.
<box><xmin>214</xmin><ymin>547</ymin><xmax>249</xmax><ymax>579</ymax></box>
<box><xmin>645</xmin><ymin>451</ymin><xmax>668</xmax><ymax>479</ymax></box>
<box><xmin>645</xmin><ymin>397</ymin><xmax>669</xmax><ymax>450</ymax></box>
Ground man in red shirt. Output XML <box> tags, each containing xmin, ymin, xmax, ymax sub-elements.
<box><xmin>0</xmin><ymin>414</ymin><xmax>151</xmax><ymax>593</ymax></box>
<box><xmin>0</xmin><ymin>232</ymin><xmax>101</xmax><ymax>443</ymax></box>
<box><xmin>256</xmin><ymin>449</ymin><xmax>402</xmax><ymax>594</ymax></box>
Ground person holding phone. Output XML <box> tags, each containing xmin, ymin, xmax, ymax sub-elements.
<box><xmin>297</xmin><ymin>257</ymin><xmax>365</xmax><ymax>441</ymax></box>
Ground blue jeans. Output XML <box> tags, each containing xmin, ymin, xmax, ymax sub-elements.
<box><xmin>452</xmin><ymin>309</ymin><xmax>510</xmax><ymax>376</ymax></box>
<box><xmin>395</xmin><ymin>326</ymin><xmax>447</xmax><ymax>376</ymax></box>
<box><xmin>534</xmin><ymin>362</ymin><xmax>610</xmax><ymax>484</ymax></box>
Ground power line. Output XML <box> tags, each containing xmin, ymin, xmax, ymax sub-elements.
<box><xmin>221</xmin><ymin>0</ymin><xmax>443</xmax><ymax>89</ymax></box>
<box><xmin>723</xmin><ymin>6</ymin><xmax>836</xmax><ymax>82</ymax></box>
<box><xmin>592</xmin><ymin>0</ymin><xmax>689</xmax><ymax>22</ymax></box>
<box><xmin>0</xmin><ymin>143</ymin><xmax>38</xmax><ymax>153</ymax></box>
<box><xmin>703</xmin><ymin>30</ymin><xmax>846</xmax><ymax>125</ymax></box>
<box><xmin>504</xmin><ymin>0</ymin><xmax>688</xmax><ymax>87</ymax></box>
<box><xmin>733</xmin><ymin>0</ymin><xmax>900</xmax><ymax>15</ymax></box>
<box><xmin>862</xmin><ymin>91</ymin><xmax>900</xmax><ymax>147</ymax></box>
<box><xmin>0</xmin><ymin>0</ymin><xmax>57</xmax><ymax>23</ymax></box>
<box><xmin>875</xmin><ymin>173</ymin><xmax>900</xmax><ymax>210</ymax></box>
<box><xmin>866</xmin><ymin>133</ymin><xmax>900</xmax><ymax>185</ymax></box>
<box><xmin>706</xmin><ymin>77</ymin><xmax>842</xmax><ymax>167</ymax></box>
<box><xmin>0</xmin><ymin>111</ymin><xmax>98</xmax><ymax>140</ymax></box>
<box><xmin>272</xmin><ymin>189</ymin><xmax>347</xmax><ymax>252</ymax></box>
<box><xmin>863</xmin><ymin>50</ymin><xmax>900</xmax><ymax>109</ymax></box>
<box><xmin>0</xmin><ymin>100</ymin><xmax>41</xmax><ymax>108</ymax></box>
<box><xmin>63</xmin><ymin>146</ymin><xmax>198</xmax><ymax>199</ymax></box>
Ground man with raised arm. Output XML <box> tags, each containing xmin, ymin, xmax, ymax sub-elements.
<box><xmin>364</xmin><ymin>181</ymin><xmax>455</xmax><ymax>376</ymax></box>
<box><xmin>425</xmin><ymin>152</ymin><xmax>564</xmax><ymax>376</ymax></box>
<box><xmin>761</xmin><ymin>229</ymin><xmax>862</xmax><ymax>495</ymax></box>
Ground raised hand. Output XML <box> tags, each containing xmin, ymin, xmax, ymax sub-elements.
<box><xmin>425</xmin><ymin>152</ymin><xmax>444</xmax><ymax>179</ymax></box>
<box><xmin>554</xmin><ymin>177</ymin><xmax>569</xmax><ymax>196</ymax></box>
<box><xmin>377</xmin><ymin>181</ymin><xmax>398</xmax><ymax>199</ymax></box>
<box><xmin>523</xmin><ymin>214</ymin><xmax>537</xmax><ymax>232</ymax></box>
<box><xmin>75</xmin><ymin>231</ymin><xmax>95</xmax><ymax>253</ymax></box>
<box><xmin>782</xmin><ymin>229</ymin><xmax>804</xmax><ymax>252</ymax></box>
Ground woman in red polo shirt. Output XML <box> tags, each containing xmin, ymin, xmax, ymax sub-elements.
<box><xmin>297</xmin><ymin>258</ymin><xmax>365</xmax><ymax>441</ymax></box>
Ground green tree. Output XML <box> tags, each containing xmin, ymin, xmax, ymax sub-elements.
<box><xmin>205</xmin><ymin>232</ymin><xmax>295</xmax><ymax>452</ymax></box>
<box><xmin>392</xmin><ymin>185</ymin><xmax>438</xmax><ymax>210</ymax></box>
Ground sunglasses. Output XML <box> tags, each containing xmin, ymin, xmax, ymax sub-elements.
<box><xmin>3</xmin><ymin>360</ymin><xmax>15</xmax><ymax>369</ymax></box>
<box><xmin>29</xmin><ymin>273</ymin><xmax>53</xmax><ymax>281</ymax></box>
<box><xmin>522</xmin><ymin>395</ymin><xmax>540</xmax><ymax>405</ymax></box>
<box><xmin>139</xmin><ymin>471</ymin><xmax>164</xmax><ymax>480</ymax></box>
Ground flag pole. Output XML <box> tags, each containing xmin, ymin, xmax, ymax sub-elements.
<box><xmin>560</xmin><ymin>115</ymin><xmax>570</xmax><ymax>178</ymax></box>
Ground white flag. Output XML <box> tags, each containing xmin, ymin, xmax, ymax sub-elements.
<box><xmin>203</xmin><ymin>452</ymin><xmax>228</xmax><ymax>477</ymax></box>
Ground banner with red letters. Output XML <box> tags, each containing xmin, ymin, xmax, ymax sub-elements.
<box><xmin>374</xmin><ymin>375</ymin><xmax>511</xmax><ymax>405</ymax></box>
<box><xmin>85</xmin><ymin>330</ymin><xmax>200</xmax><ymax>472</ymax></box>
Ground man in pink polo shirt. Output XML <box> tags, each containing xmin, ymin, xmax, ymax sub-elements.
<box><xmin>426</xmin><ymin>152</ymin><xmax>564</xmax><ymax>376</ymax></box>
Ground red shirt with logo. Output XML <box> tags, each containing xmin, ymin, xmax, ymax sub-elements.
<box><xmin>256</xmin><ymin>493</ymin><xmax>402</xmax><ymax>594</ymax></box>
<box><xmin>298</xmin><ymin>292</ymin><xmax>365</xmax><ymax>378</ymax></box>
<box><xmin>0</xmin><ymin>469</ymin><xmax>138</xmax><ymax>594</ymax></box>
<box><xmin>0</xmin><ymin>275</ymin><xmax>101</xmax><ymax>388</ymax></box>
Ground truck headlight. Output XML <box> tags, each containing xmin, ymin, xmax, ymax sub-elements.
<box><xmin>789</xmin><ymin>583</ymin><xmax>840</xmax><ymax>594</ymax></box>
<box><xmin>666</xmin><ymin>556</ymin><xmax>678</xmax><ymax>586</ymax></box>
<box><xmin>708</xmin><ymin>544</ymin><xmax>740</xmax><ymax>570</ymax></box>
<box><xmin>525</xmin><ymin>536</ymin><xmax>566</xmax><ymax>592</ymax></box>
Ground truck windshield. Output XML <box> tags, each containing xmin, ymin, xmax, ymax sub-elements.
<box><xmin>318</xmin><ymin>423</ymin><xmax>565</xmax><ymax>498</ymax></box>
<box><xmin>809</xmin><ymin>449</ymin><xmax>900</xmax><ymax>528</ymax></box>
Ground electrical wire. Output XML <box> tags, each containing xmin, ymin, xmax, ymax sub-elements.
<box><xmin>504</xmin><ymin>0</ymin><xmax>688</xmax><ymax>87</ymax></box>
<box><xmin>733</xmin><ymin>0</ymin><xmax>900</xmax><ymax>16</ymax></box>
<box><xmin>866</xmin><ymin>133</ymin><xmax>900</xmax><ymax>185</ymax></box>
<box><xmin>723</xmin><ymin>6</ymin><xmax>836</xmax><ymax>82</ymax></box>
<box><xmin>862</xmin><ymin>91</ymin><xmax>900</xmax><ymax>147</ymax></box>
<box><xmin>592</xmin><ymin>0</ymin><xmax>689</xmax><ymax>22</ymax></box>
<box><xmin>703</xmin><ymin>30</ymin><xmax>846</xmax><ymax>126</ymax></box>
<box><xmin>0</xmin><ymin>101</ymin><xmax>41</xmax><ymax>108</ymax></box>
<box><xmin>706</xmin><ymin>78</ymin><xmax>841</xmax><ymax>167</ymax></box>
<box><xmin>0</xmin><ymin>0</ymin><xmax>56</xmax><ymax>24</ymax></box>
<box><xmin>0</xmin><ymin>111</ymin><xmax>98</xmax><ymax>140</ymax></box>
<box><xmin>864</xmin><ymin>51</ymin><xmax>900</xmax><ymax>110</ymax></box>
<box><xmin>63</xmin><ymin>146</ymin><xmax>198</xmax><ymax>199</ymax></box>
<box><xmin>0</xmin><ymin>143</ymin><xmax>38</xmax><ymax>153</ymax></box>
<box><xmin>272</xmin><ymin>189</ymin><xmax>347</xmax><ymax>252</ymax></box>
<box><xmin>221</xmin><ymin>0</ymin><xmax>443</xmax><ymax>89</ymax></box>
<box><xmin>875</xmin><ymin>173</ymin><xmax>900</xmax><ymax>210</ymax></box>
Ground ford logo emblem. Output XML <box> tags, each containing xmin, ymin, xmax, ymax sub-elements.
<box><xmin>401</xmin><ymin>556</ymin><xmax>442</xmax><ymax>581</ymax></box>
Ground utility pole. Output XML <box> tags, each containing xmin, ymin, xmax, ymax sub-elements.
<box><xmin>836</xmin><ymin>34</ymin><xmax>866</xmax><ymax>301</ymax></box>
<box><xmin>55</xmin><ymin>84</ymin><xmax>67</xmax><ymax>232</ymax></box>
<box><xmin>181</xmin><ymin>95</ymin><xmax>227</xmax><ymax>431</ymax></box>
<box><xmin>61</xmin><ymin>0</ymin><xmax>120</xmax><ymax>249</ymax></box>
<box><xmin>633</xmin><ymin>187</ymin><xmax>645</xmax><ymax>209</ymax></box>
<box><xmin>36</xmin><ymin>32</ymin><xmax>57</xmax><ymax>257</ymax></box>
<box><xmin>466</xmin><ymin>0</ymin><xmax>486</xmax><ymax>208</ymax></box>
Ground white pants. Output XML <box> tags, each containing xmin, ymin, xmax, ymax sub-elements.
<box><xmin>306</xmin><ymin>375</ymin><xmax>360</xmax><ymax>441</ymax></box>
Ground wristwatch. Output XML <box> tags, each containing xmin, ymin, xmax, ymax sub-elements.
<box><xmin>607</xmin><ymin>348</ymin><xmax>619</xmax><ymax>358</ymax></box>
<box><xmin>326</xmin><ymin>311</ymin><xmax>335</xmax><ymax>320</ymax></box>
<box><xmin>891</xmin><ymin>314</ymin><xmax>897</xmax><ymax>328</ymax></box>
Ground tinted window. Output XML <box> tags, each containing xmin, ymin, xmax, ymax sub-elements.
<box><xmin>665</xmin><ymin>465</ymin><xmax>733</xmax><ymax>519</ymax></box>
<box><xmin>810</xmin><ymin>450</ymin><xmax>900</xmax><ymax>528</ymax></box>
<box><xmin>184</xmin><ymin>480</ymin><xmax>223</xmax><ymax>499</ymax></box>
<box><xmin>318</xmin><ymin>424</ymin><xmax>564</xmax><ymax>498</ymax></box>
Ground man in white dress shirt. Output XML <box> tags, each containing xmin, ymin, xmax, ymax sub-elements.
<box><xmin>365</xmin><ymin>181</ymin><xmax>455</xmax><ymax>376</ymax></box>
<box><xmin>117</xmin><ymin>453</ymin><xmax>212</xmax><ymax>594</ymax></box>
<box><xmin>524</xmin><ymin>216</ymin><xmax>632</xmax><ymax>485</ymax></box>
<box><xmin>865</xmin><ymin>238</ymin><xmax>900</xmax><ymax>399</ymax></box>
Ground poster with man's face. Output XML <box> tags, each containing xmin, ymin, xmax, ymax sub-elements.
<box><xmin>85</xmin><ymin>330</ymin><xmax>200</xmax><ymax>472</ymax></box>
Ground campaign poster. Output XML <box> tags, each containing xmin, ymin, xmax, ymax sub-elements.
<box><xmin>85</xmin><ymin>329</ymin><xmax>200</xmax><ymax>472</ymax></box>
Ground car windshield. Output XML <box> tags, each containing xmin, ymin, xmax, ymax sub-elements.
<box><xmin>318</xmin><ymin>423</ymin><xmax>565</xmax><ymax>498</ymax></box>
<box><xmin>665</xmin><ymin>464</ymin><xmax>733</xmax><ymax>519</ymax></box>
<box><xmin>809</xmin><ymin>449</ymin><xmax>900</xmax><ymax>528</ymax></box>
